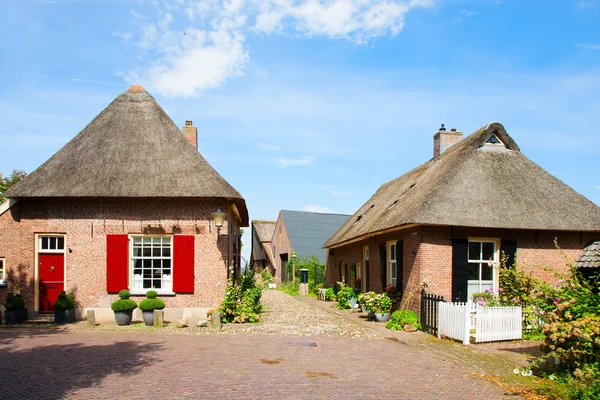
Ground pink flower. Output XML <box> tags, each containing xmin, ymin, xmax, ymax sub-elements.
<box><xmin>554</xmin><ymin>297</ymin><xmax>562</xmax><ymax>305</ymax></box>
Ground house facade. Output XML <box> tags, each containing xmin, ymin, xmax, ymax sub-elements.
<box><xmin>250</xmin><ymin>220</ymin><xmax>276</xmax><ymax>276</ymax></box>
<box><xmin>271</xmin><ymin>210</ymin><xmax>350</xmax><ymax>284</ymax></box>
<box><xmin>324</xmin><ymin>123</ymin><xmax>600</xmax><ymax>310</ymax></box>
<box><xmin>0</xmin><ymin>85</ymin><xmax>248</xmax><ymax>321</ymax></box>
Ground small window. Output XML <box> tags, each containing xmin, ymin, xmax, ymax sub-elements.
<box><xmin>388</xmin><ymin>242</ymin><xmax>397</xmax><ymax>288</ymax></box>
<box><xmin>484</xmin><ymin>134</ymin><xmax>504</xmax><ymax>146</ymax></box>
<box><xmin>39</xmin><ymin>236</ymin><xmax>65</xmax><ymax>252</ymax></box>
<box><xmin>0</xmin><ymin>258</ymin><xmax>5</xmax><ymax>283</ymax></box>
<box><xmin>131</xmin><ymin>236</ymin><xmax>172</xmax><ymax>293</ymax></box>
<box><xmin>467</xmin><ymin>240</ymin><xmax>497</xmax><ymax>299</ymax></box>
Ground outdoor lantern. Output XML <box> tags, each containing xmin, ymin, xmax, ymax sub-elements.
<box><xmin>212</xmin><ymin>207</ymin><xmax>226</xmax><ymax>241</ymax></box>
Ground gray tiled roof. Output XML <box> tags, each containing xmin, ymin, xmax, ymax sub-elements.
<box><xmin>575</xmin><ymin>241</ymin><xmax>600</xmax><ymax>268</ymax></box>
<box><xmin>281</xmin><ymin>210</ymin><xmax>351</xmax><ymax>264</ymax></box>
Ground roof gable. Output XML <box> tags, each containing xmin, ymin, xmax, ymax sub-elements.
<box><xmin>281</xmin><ymin>210</ymin><xmax>350</xmax><ymax>264</ymax></box>
<box><xmin>7</xmin><ymin>86</ymin><xmax>248</xmax><ymax>225</ymax></box>
<box><xmin>325</xmin><ymin>122</ymin><xmax>600</xmax><ymax>248</ymax></box>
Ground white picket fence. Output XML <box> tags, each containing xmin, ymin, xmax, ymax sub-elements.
<box><xmin>437</xmin><ymin>302</ymin><xmax>522</xmax><ymax>345</ymax></box>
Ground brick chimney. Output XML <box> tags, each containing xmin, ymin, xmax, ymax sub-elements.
<box><xmin>433</xmin><ymin>124</ymin><xmax>462</xmax><ymax>159</ymax></box>
<box><xmin>182</xmin><ymin>120</ymin><xmax>198</xmax><ymax>149</ymax></box>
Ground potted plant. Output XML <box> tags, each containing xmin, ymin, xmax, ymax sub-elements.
<box><xmin>138</xmin><ymin>290</ymin><xmax>165</xmax><ymax>326</ymax></box>
<box><xmin>373</xmin><ymin>293</ymin><xmax>392</xmax><ymax>322</ymax></box>
<box><xmin>111</xmin><ymin>290</ymin><xmax>137</xmax><ymax>326</ymax></box>
<box><xmin>360</xmin><ymin>291</ymin><xmax>378</xmax><ymax>319</ymax></box>
<box><xmin>53</xmin><ymin>291</ymin><xmax>75</xmax><ymax>324</ymax></box>
<box><xmin>4</xmin><ymin>293</ymin><xmax>27</xmax><ymax>325</ymax></box>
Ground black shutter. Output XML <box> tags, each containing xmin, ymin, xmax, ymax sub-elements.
<box><xmin>379</xmin><ymin>243</ymin><xmax>386</xmax><ymax>292</ymax></box>
<box><xmin>500</xmin><ymin>240</ymin><xmax>518</xmax><ymax>269</ymax></box>
<box><xmin>365</xmin><ymin>257</ymin><xmax>370</xmax><ymax>292</ymax></box>
<box><xmin>396</xmin><ymin>241</ymin><xmax>404</xmax><ymax>298</ymax></box>
<box><xmin>452</xmin><ymin>238</ymin><xmax>469</xmax><ymax>302</ymax></box>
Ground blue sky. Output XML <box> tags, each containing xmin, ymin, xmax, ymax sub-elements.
<box><xmin>1</xmin><ymin>0</ymin><xmax>600</xmax><ymax>262</ymax></box>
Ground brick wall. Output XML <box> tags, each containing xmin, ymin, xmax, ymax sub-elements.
<box><xmin>0</xmin><ymin>197</ymin><xmax>235</xmax><ymax>312</ymax></box>
<box><xmin>326</xmin><ymin>225</ymin><xmax>598</xmax><ymax>314</ymax></box>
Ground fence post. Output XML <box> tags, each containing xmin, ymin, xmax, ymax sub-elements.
<box><xmin>420</xmin><ymin>288</ymin><xmax>425</xmax><ymax>329</ymax></box>
<box><xmin>463</xmin><ymin>304</ymin><xmax>470</xmax><ymax>345</ymax></box>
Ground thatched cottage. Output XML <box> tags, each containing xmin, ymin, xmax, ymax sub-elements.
<box><xmin>0</xmin><ymin>85</ymin><xmax>248</xmax><ymax>321</ymax></box>
<box><xmin>323</xmin><ymin>123</ymin><xmax>600</xmax><ymax>308</ymax></box>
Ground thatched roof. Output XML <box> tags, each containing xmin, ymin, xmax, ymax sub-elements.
<box><xmin>252</xmin><ymin>220</ymin><xmax>276</xmax><ymax>243</ymax></box>
<box><xmin>575</xmin><ymin>241</ymin><xmax>600</xmax><ymax>268</ymax></box>
<box><xmin>324</xmin><ymin>122</ymin><xmax>600</xmax><ymax>248</ymax></box>
<box><xmin>6</xmin><ymin>85</ymin><xmax>248</xmax><ymax>225</ymax></box>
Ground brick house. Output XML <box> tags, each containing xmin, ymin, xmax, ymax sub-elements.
<box><xmin>0</xmin><ymin>85</ymin><xmax>248</xmax><ymax>322</ymax></box>
<box><xmin>271</xmin><ymin>210</ymin><xmax>350</xmax><ymax>284</ymax></box>
<box><xmin>323</xmin><ymin>123</ymin><xmax>600</xmax><ymax>310</ymax></box>
<box><xmin>250</xmin><ymin>220</ymin><xmax>276</xmax><ymax>277</ymax></box>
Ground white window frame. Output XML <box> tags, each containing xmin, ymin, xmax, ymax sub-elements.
<box><xmin>387</xmin><ymin>241</ymin><xmax>397</xmax><ymax>288</ymax></box>
<box><xmin>129</xmin><ymin>235</ymin><xmax>174</xmax><ymax>295</ymax></box>
<box><xmin>0</xmin><ymin>258</ymin><xmax>5</xmax><ymax>284</ymax></box>
<box><xmin>467</xmin><ymin>238</ymin><xmax>499</xmax><ymax>298</ymax></box>
<box><xmin>362</xmin><ymin>246</ymin><xmax>369</xmax><ymax>293</ymax></box>
<box><xmin>39</xmin><ymin>235</ymin><xmax>65</xmax><ymax>253</ymax></box>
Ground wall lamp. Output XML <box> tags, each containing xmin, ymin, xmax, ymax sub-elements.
<box><xmin>212</xmin><ymin>207</ymin><xmax>226</xmax><ymax>242</ymax></box>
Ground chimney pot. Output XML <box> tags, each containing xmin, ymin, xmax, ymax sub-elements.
<box><xmin>451</xmin><ymin>128</ymin><xmax>456</xmax><ymax>132</ymax></box>
<box><xmin>185</xmin><ymin>120</ymin><xmax>193</xmax><ymax>126</ymax></box>
<box><xmin>439</xmin><ymin>124</ymin><xmax>446</xmax><ymax>131</ymax></box>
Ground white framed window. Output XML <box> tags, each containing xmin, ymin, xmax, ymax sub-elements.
<box><xmin>467</xmin><ymin>239</ymin><xmax>497</xmax><ymax>299</ymax></box>
<box><xmin>0</xmin><ymin>258</ymin><xmax>5</xmax><ymax>283</ymax></box>
<box><xmin>388</xmin><ymin>242</ymin><xmax>397</xmax><ymax>288</ymax></box>
<box><xmin>39</xmin><ymin>236</ymin><xmax>65</xmax><ymax>253</ymax></box>
<box><xmin>131</xmin><ymin>236</ymin><xmax>173</xmax><ymax>294</ymax></box>
<box><xmin>362</xmin><ymin>246</ymin><xmax>369</xmax><ymax>293</ymax></box>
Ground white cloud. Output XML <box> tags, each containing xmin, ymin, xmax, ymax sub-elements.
<box><xmin>330</xmin><ymin>189</ymin><xmax>353</xmax><ymax>197</ymax></box>
<box><xmin>127</xmin><ymin>0</ymin><xmax>431</xmax><ymax>97</ymax></box>
<box><xmin>112</xmin><ymin>30</ymin><xmax>132</xmax><ymax>41</ymax></box>
<box><xmin>597</xmin><ymin>185</ymin><xmax>600</xmax><ymax>190</ymax></box>
<box><xmin>257</xmin><ymin>142</ymin><xmax>282</xmax><ymax>151</ymax></box>
<box><xmin>452</xmin><ymin>9</ymin><xmax>474</xmax><ymax>23</ymax></box>
<box><xmin>303</xmin><ymin>205</ymin><xmax>332</xmax><ymax>213</ymax></box>
<box><xmin>277</xmin><ymin>155</ymin><xmax>315</xmax><ymax>167</ymax></box>
<box><xmin>577</xmin><ymin>43</ymin><xmax>600</xmax><ymax>50</ymax></box>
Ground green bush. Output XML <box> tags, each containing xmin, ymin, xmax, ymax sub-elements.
<box><xmin>335</xmin><ymin>282</ymin><xmax>357</xmax><ymax>309</ymax></box>
<box><xmin>53</xmin><ymin>291</ymin><xmax>75</xmax><ymax>311</ymax></box>
<box><xmin>324</xmin><ymin>287</ymin><xmax>335</xmax><ymax>301</ymax></box>
<box><xmin>4</xmin><ymin>293</ymin><xmax>25</xmax><ymax>311</ymax></box>
<box><xmin>386</xmin><ymin>310</ymin><xmax>419</xmax><ymax>331</ymax></box>
<box><xmin>139</xmin><ymin>291</ymin><xmax>165</xmax><ymax>312</ymax></box>
<box><xmin>111</xmin><ymin>290</ymin><xmax>137</xmax><ymax>312</ymax></box>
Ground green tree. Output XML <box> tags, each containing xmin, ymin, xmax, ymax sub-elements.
<box><xmin>0</xmin><ymin>170</ymin><xmax>27</xmax><ymax>203</ymax></box>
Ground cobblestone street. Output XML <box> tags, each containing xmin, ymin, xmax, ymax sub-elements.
<box><xmin>0</xmin><ymin>291</ymin><xmax>521</xmax><ymax>399</ymax></box>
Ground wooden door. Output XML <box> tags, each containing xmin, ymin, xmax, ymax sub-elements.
<box><xmin>39</xmin><ymin>254</ymin><xmax>65</xmax><ymax>313</ymax></box>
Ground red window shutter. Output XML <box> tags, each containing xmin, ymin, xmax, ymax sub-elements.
<box><xmin>173</xmin><ymin>235</ymin><xmax>195</xmax><ymax>293</ymax></box>
<box><xmin>106</xmin><ymin>234</ymin><xmax>129</xmax><ymax>293</ymax></box>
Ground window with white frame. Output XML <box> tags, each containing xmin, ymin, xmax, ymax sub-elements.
<box><xmin>388</xmin><ymin>242</ymin><xmax>397</xmax><ymax>288</ymax></box>
<box><xmin>467</xmin><ymin>240</ymin><xmax>496</xmax><ymax>298</ymax></box>
<box><xmin>0</xmin><ymin>258</ymin><xmax>5</xmax><ymax>283</ymax></box>
<box><xmin>131</xmin><ymin>236</ymin><xmax>172</xmax><ymax>292</ymax></box>
<box><xmin>40</xmin><ymin>236</ymin><xmax>65</xmax><ymax>252</ymax></box>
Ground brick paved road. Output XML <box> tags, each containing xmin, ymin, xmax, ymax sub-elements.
<box><xmin>0</xmin><ymin>328</ymin><xmax>517</xmax><ymax>400</ymax></box>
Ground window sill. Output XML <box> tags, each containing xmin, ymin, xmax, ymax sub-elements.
<box><xmin>129</xmin><ymin>290</ymin><xmax>176</xmax><ymax>296</ymax></box>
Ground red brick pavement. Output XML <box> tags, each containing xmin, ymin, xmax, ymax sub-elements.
<box><xmin>0</xmin><ymin>328</ymin><xmax>518</xmax><ymax>400</ymax></box>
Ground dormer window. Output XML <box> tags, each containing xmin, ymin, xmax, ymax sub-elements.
<box><xmin>485</xmin><ymin>134</ymin><xmax>503</xmax><ymax>145</ymax></box>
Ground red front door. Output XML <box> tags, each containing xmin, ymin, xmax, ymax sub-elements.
<box><xmin>39</xmin><ymin>254</ymin><xmax>65</xmax><ymax>313</ymax></box>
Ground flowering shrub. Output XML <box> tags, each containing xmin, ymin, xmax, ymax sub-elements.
<box><xmin>324</xmin><ymin>287</ymin><xmax>336</xmax><ymax>301</ymax></box>
<box><xmin>219</xmin><ymin>266</ymin><xmax>263</xmax><ymax>323</ymax></box>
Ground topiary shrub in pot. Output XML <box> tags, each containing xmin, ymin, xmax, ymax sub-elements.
<box><xmin>53</xmin><ymin>291</ymin><xmax>75</xmax><ymax>324</ymax></box>
<box><xmin>4</xmin><ymin>293</ymin><xmax>27</xmax><ymax>325</ymax></box>
<box><xmin>111</xmin><ymin>290</ymin><xmax>137</xmax><ymax>326</ymax></box>
<box><xmin>138</xmin><ymin>290</ymin><xmax>165</xmax><ymax>326</ymax></box>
